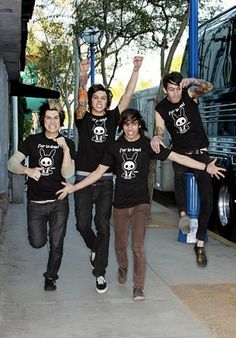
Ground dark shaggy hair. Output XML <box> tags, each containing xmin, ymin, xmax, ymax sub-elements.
<box><xmin>118</xmin><ymin>108</ymin><xmax>148</xmax><ymax>133</ymax></box>
<box><xmin>88</xmin><ymin>84</ymin><xmax>113</xmax><ymax>112</ymax></box>
<box><xmin>39</xmin><ymin>100</ymin><xmax>65</xmax><ymax>131</ymax></box>
<box><xmin>162</xmin><ymin>71</ymin><xmax>183</xmax><ymax>89</ymax></box>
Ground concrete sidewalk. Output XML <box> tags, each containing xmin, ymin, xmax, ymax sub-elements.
<box><xmin>1</xmin><ymin>197</ymin><xmax>236</xmax><ymax>338</ymax></box>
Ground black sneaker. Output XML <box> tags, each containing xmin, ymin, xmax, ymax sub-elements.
<box><xmin>44</xmin><ymin>278</ymin><xmax>56</xmax><ymax>291</ymax></box>
<box><xmin>133</xmin><ymin>288</ymin><xmax>145</xmax><ymax>301</ymax></box>
<box><xmin>194</xmin><ymin>244</ymin><xmax>207</xmax><ymax>267</ymax></box>
<box><xmin>90</xmin><ymin>251</ymin><xmax>96</xmax><ymax>269</ymax></box>
<box><xmin>96</xmin><ymin>275</ymin><xmax>107</xmax><ymax>294</ymax></box>
<box><xmin>117</xmin><ymin>267</ymin><xmax>128</xmax><ymax>286</ymax></box>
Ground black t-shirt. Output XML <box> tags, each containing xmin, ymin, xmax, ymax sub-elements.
<box><xmin>101</xmin><ymin>135</ymin><xmax>171</xmax><ymax>208</ymax></box>
<box><xmin>74</xmin><ymin>107</ymin><xmax>120</xmax><ymax>172</ymax></box>
<box><xmin>19</xmin><ymin>132</ymin><xmax>76</xmax><ymax>201</ymax></box>
<box><xmin>155</xmin><ymin>89</ymin><xmax>209</xmax><ymax>153</ymax></box>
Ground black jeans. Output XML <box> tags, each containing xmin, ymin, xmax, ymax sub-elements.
<box><xmin>27</xmin><ymin>199</ymin><xmax>69</xmax><ymax>280</ymax></box>
<box><xmin>173</xmin><ymin>152</ymin><xmax>213</xmax><ymax>241</ymax></box>
<box><xmin>74</xmin><ymin>180</ymin><xmax>113</xmax><ymax>277</ymax></box>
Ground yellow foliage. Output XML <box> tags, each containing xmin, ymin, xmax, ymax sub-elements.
<box><xmin>170</xmin><ymin>54</ymin><xmax>183</xmax><ymax>72</ymax></box>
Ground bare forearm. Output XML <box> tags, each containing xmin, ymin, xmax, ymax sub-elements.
<box><xmin>61</xmin><ymin>160</ymin><xmax>75</xmax><ymax>178</ymax></box>
<box><xmin>155</xmin><ymin>126</ymin><xmax>164</xmax><ymax>138</ymax></box>
<box><xmin>75</xmin><ymin>69</ymin><xmax>88</xmax><ymax>119</ymax></box>
<box><xmin>169</xmin><ymin>152</ymin><xmax>205</xmax><ymax>170</ymax></box>
<box><xmin>61</xmin><ymin>146</ymin><xmax>75</xmax><ymax>178</ymax></box>
<box><xmin>14</xmin><ymin>164</ymin><xmax>29</xmax><ymax>175</ymax></box>
<box><xmin>118</xmin><ymin>56</ymin><xmax>143</xmax><ymax>112</ymax></box>
<box><xmin>75</xmin><ymin>87</ymin><xmax>88</xmax><ymax>119</ymax></box>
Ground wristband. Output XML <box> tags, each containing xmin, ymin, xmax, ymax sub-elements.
<box><xmin>204</xmin><ymin>163</ymin><xmax>208</xmax><ymax>171</ymax></box>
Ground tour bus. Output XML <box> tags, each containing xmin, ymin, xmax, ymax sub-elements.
<box><xmin>130</xmin><ymin>6</ymin><xmax>236</xmax><ymax>239</ymax></box>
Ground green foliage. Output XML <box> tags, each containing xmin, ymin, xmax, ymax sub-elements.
<box><xmin>74</xmin><ymin>0</ymin><xmax>223</xmax><ymax>85</ymax></box>
<box><xmin>26</xmin><ymin>0</ymin><xmax>224</xmax><ymax>131</ymax></box>
<box><xmin>26</xmin><ymin>1</ymin><xmax>75</xmax><ymax>129</ymax></box>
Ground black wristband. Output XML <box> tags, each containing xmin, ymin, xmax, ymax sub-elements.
<box><xmin>204</xmin><ymin>163</ymin><xmax>208</xmax><ymax>171</ymax></box>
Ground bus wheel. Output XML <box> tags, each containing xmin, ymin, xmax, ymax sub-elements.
<box><xmin>216</xmin><ymin>184</ymin><xmax>234</xmax><ymax>238</ymax></box>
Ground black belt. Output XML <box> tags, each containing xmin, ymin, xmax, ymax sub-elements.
<box><xmin>185</xmin><ymin>149</ymin><xmax>208</xmax><ymax>155</ymax></box>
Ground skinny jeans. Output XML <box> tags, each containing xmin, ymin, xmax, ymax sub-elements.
<box><xmin>74</xmin><ymin>180</ymin><xmax>113</xmax><ymax>277</ymax></box>
<box><xmin>172</xmin><ymin>151</ymin><xmax>213</xmax><ymax>241</ymax></box>
<box><xmin>113</xmin><ymin>204</ymin><xmax>149</xmax><ymax>289</ymax></box>
<box><xmin>27</xmin><ymin>199</ymin><xmax>69</xmax><ymax>280</ymax></box>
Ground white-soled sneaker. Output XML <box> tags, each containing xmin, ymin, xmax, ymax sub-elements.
<box><xmin>96</xmin><ymin>275</ymin><xmax>107</xmax><ymax>294</ymax></box>
<box><xmin>133</xmin><ymin>288</ymin><xmax>145</xmax><ymax>301</ymax></box>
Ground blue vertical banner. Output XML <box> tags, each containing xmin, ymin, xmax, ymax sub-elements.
<box><xmin>189</xmin><ymin>0</ymin><xmax>198</xmax><ymax>78</ymax></box>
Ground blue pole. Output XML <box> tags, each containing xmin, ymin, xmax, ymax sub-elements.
<box><xmin>90</xmin><ymin>44</ymin><xmax>95</xmax><ymax>85</ymax></box>
<box><xmin>179</xmin><ymin>0</ymin><xmax>200</xmax><ymax>242</ymax></box>
<box><xmin>183</xmin><ymin>0</ymin><xmax>207</xmax><ymax>242</ymax></box>
<box><xmin>189</xmin><ymin>0</ymin><xmax>198</xmax><ymax>77</ymax></box>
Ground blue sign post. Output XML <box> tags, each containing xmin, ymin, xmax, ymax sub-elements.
<box><xmin>90</xmin><ymin>44</ymin><xmax>95</xmax><ymax>85</ymax></box>
<box><xmin>82</xmin><ymin>27</ymin><xmax>101</xmax><ymax>86</ymax></box>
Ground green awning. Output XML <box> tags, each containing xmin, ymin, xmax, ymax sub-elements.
<box><xmin>26</xmin><ymin>97</ymin><xmax>47</xmax><ymax>113</ymax></box>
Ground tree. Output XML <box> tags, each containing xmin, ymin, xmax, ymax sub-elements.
<box><xmin>26</xmin><ymin>0</ymin><xmax>75</xmax><ymax>133</ymax></box>
<box><xmin>74</xmin><ymin>0</ymin><xmax>223</xmax><ymax>88</ymax></box>
<box><xmin>74</xmin><ymin>1</ymin><xmax>150</xmax><ymax>86</ymax></box>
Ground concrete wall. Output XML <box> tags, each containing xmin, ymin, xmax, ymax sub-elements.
<box><xmin>0</xmin><ymin>57</ymin><xmax>9</xmax><ymax>194</ymax></box>
<box><xmin>0</xmin><ymin>57</ymin><xmax>9</xmax><ymax>238</ymax></box>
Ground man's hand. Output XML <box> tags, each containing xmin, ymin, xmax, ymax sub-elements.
<box><xmin>133</xmin><ymin>56</ymin><xmax>143</xmax><ymax>72</ymax></box>
<box><xmin>54</xmin><ymin>136</ymin><xmax>69</xmax><ymax>152</ymax></box>
<box><xmin>181</xmin><ymin>78</ymin><xmax>194</xmax><ymax>88</ymax></box>
<box><xmin>206</xmin><ymin>159</ymin><xmax>226</xmax><ymax>179</ymax></box>
<box><xmin>150</xmin><ymin>135</ymin><xmax>166</xmax><ymax>153</ymax></box>
<box><xmin>56</xmin><ymin>182</ymin><xmax>75</xmax><ymax>200</ymax></box>
<box><xmin>25</xmin><ymin>167</ymin><xmax>43</xmax><ymax>181</ymax></box>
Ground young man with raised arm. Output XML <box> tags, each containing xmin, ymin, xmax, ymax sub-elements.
<box><xmin>151</xmin><ymin>72</ymin><xmax>214</xmax><ymax>267</ymax></box>
<box><xmin>74</xmin><ymin>57</ymin><xmax>143</xmax><ymax>293</ymax></box>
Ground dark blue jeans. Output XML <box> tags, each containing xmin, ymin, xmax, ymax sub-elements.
<box><xmin>172</xmin><ymin>151</ymin><xmax>213</xmax><ymax>241</ymax></box>
<box><xmin>27</xmin><ymin>199</ymin><xmax>69</xmax><ymax>280</ymax></box>
<box><xmin>74</xmin><ymin>180</ymin><xmax>113</xmax><ymax>277</ymax></box>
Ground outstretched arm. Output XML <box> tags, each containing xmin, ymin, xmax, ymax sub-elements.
<box><xmin>168</xmin><ymin>152</ymin><xmax>225</xmax><ymax>179</ymax></box>
<box><xmin>118</xmin><ymin>56</ymin><xmax>143</xmax><ymax>113</ymax></box>
<box><xmin>181</xmin><ymin>77</ymin><xmax>213</xmax><ymax>101</ymax></box>
<box><xmin>75</xmin><ymin>59</ymin><xmax>90</xmax><ymax>120</ymax></box>
<box><xmin>56</xmin><ymin>164</ymin><xmax>109</xmax><ymax>200</ymax></box>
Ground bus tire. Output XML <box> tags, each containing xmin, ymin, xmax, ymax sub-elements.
<box><xmin>212</xmin><ymin>180</ymin><xmax>235</xmax><ymax>239</ymax></box>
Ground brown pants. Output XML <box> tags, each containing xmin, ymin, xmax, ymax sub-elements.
<box><xmin>113</xmin><ymin>204</ymin><xmax>149</xmax><ymax>289</ymax></box>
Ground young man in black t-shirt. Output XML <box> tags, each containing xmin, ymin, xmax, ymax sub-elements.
<box><xmin>57</xmin><ymin>109</ymin><xmax>224</xmax><ymax>301</ymax></box>
<box><xmin>151</xmin><ymin>71</ymin><xmax>214</xmax><ymax>267</ymax></box>
<box><xmin>8</xmin><ymin>100</ymin><xmax>76</xmax><ymax>291</ymax></box>
<box><xmin>73</xmin><ymin>57</ymin><xmax>143</xmax><ymax>294</ymax></box>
